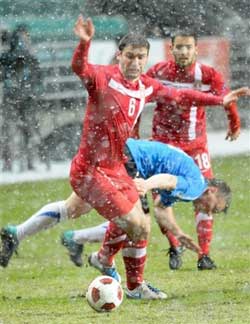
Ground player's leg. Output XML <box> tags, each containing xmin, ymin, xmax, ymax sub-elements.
<box><xmin>62</xmin><ymin>221</ymin><xmax>108</xmax><ymax>267</ymax></box>
<box><xmin>93</xmin><ymin>195</ymin><xmax>166</xmax><ymax>298</ymax></box>
<box><xmin>60</xmin><ymin>193</ymin><xmax>92</xmax><ymax>266</ymax></box>
<box><xmin>89</xmin><ymin>201</ymin><xmax>166</xmax><ymax>299</ymax></box>
<box><xmin>72</xmin><ymin>164</ymin><xmax>166</xmax><ymax>299</ymax></box>
<box><xmin>88</xmin><ymin>221</ymin><xmax>126</xmax><ymax>283</ymax></box>
<box><xmin>195</xmin><ymin>212</ymin><xmax>216</xmax><ymax>270</ymax></box>
<box><xmin>88</xmin><ymin>198</ymin><xmax>150</xmax><ymax>282</ymax></box>
<box><xmin>191</xmin><ymin>146</ymin><xmax>216</xmax><ymax>270</ymax></box>
<box><xmin>0</xmin><ymin>199</ymin><xmax>67</xmax><ymax>267</ymax></box>
<box><xmin>121</xmin><ymin>210</ymin><xmax>166</xmax><ymax>300</ymax></box>
<box><xmin>122</xmin><ymin>151</ymin><xmax>166</xmax><ymax>297</ymax></box>
<box><xmin>0</xmin><ymin>192</ymin><xmax>89</xmax><ymax>267</ymax></box>
<box><xmin>70</xmin><ymin>163</ymin><xmax>143</xmax><ymax>281</ymax></box>
<box><xmin>71</xmin><ymin>163</ymin><xmax>151</xmax><ymax>243</ymax></box>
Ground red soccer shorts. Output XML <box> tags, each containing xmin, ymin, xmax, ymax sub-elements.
<box><xmin>70</xmin><ymin>158</ymin><xmax>139</xmax><ymax>220</ymax></box>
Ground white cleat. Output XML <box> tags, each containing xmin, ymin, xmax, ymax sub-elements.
<box><xmin>125</xmin><ymin>281</ymin><xmax>167</xmax><ymax>300</ymax></box>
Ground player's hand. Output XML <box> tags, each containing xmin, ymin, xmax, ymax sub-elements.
<box><xmin>74</xmin><ymin>16</ymin><xmax>95</xmax><ymax>42</ymax></box>
<box><xmin>223</xmin><ymin>87</ymin><xmax>250</xmax><ymax>106</ymax></box>
<box><xmin>225</xmin><ymin>128</ymin><xmax>240</xmax><ymax>141</ymax></box>
<box><xmin>133</xmin><ymin>178</ymin><xmax>148</xmax><ymax>196</ymax></box>
<box><xmin>176</xmin><ymin>233</ymin><xmax>201</xmax><ymax>253</ymax></box>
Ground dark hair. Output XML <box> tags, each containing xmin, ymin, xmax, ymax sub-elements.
<box><xmin>14</xmin><ymin>23</ymin><xmax>29</xmax><ymax>34</ymax></box>
<box><xmin>171</xmin><ymin>30</ymin><xmax>198</xmax><ymax>45</ymax></box>
<box><xmin>118</xmin><ymin>33</ymin><xmax>150</xmax><ymax>53</ymax></box>
<box><xmin>1</xmin><ymin>29</ymin><xmax>10</xmax><ymax>45</ymax></box>
<box><xmin>207</xmin><ymin>178</ymin><xmax>232</xmax><ymax>213</ymax></box>
<box><xmin>10</xmin><ymin>24</ymin><xmax>30</xmax><ymax>53</ymax></box>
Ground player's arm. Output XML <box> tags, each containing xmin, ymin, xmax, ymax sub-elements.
<box><xmin>154</xmin><ymin>81</ymin><xmax>250</xmax><ymax>108</ymax></box>
<box><xmin>134</xmin><ymin>174</ymin><xmax>177</xmax><ymax>196</ymax></box>
<box><xmin>210</xmin><ymin>68</ymin><xmax>241</xmax><ymax>141</ymax></box>
<box><xmin>146</xmin><ymin>62</ymin><xmax>162</xmax><ymax>78</ymax></box>
<box><xmin>71</xmin><ymin>16</ymin><xmax>95</xmax><ymax>82</ymax></box>
<box><xmin>154</xmin><ymin>203</ymin><xmax>200</xmax><ymax>253</ymax></box>
<box><xmin>224</xmin><ymin>103</ymin><xmax>241</xmax><ymax>141</ymax></box>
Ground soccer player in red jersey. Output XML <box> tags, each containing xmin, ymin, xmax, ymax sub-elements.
<box><xmin>69</xmin><ymin>16</ymin><xmax>249</xmax><ymax>298</ymax></box>
<box><xmin>146</xmin><ymin>31</ymin><xmax>242</xmax><ymax>270</ymax></box>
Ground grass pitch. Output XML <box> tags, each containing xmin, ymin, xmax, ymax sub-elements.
<box><xmin>0</xmin><ymin>155</ymin><xmax>250</xmax><ymax>324</ymax></box>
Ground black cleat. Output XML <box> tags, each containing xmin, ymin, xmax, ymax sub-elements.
<box><xmin>61</xmin><ymin>230</ymin><xmax>84</xmax><ymax>267</ymax></box>
<box><xmin>168</xmin><ymin>246</ymin><xmax>184</xmax><ymax>270</ymax></box>
<box><xmin>0</xmin><ymin>226</ymin><xmax>19</xmax><ymax>267</ymax></box>
<box><xmin>197</xmin><ymin>255</ymin><xmax>217</xmax><ymax>270</ymax></box>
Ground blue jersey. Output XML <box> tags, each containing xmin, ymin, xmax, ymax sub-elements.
<box><xmin>126</xmin><ymin>138</ymin><xmax>207</xmax><ymax>207</ymax></box>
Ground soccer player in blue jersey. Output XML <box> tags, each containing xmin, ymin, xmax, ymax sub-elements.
<box><xmin>0</xmin><ymin>139</ymin><xmax>231</xmax><ymax>299</ymax></box>
<box><xmin>87</xmin><ymin>139</ymin><xmax>231</xmax><ymax>299</ymax></box>
<box><xmin>61</xmin><ymin>138</ymin><xmax>230</xmax><ymax>271</ymax></box>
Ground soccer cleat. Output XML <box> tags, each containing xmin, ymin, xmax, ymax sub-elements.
<box><xmin>0</xmin><ymin>225</ymin><xmax>19</xmax><ymax>267</ymax></box>
<box><xmin>61</xmin><ymin>230</ymin><xmax>84</xmax><ymax>267</ymax></box>
<box><xmin>197</xmin><ymin>255</ymin><xmax>217</xmax><ymax>270</ymax></box>
<box><xmin>168</xmin><ymin>246</ymin><xmax>184</xmax><ymax>270</ymax></box>
<box><xmin>125</xmin><ymin>282</ymin><xmax>167</xmax><ymax>300</ymax></box>
<box><xmin>88</xmin><ymin>252</ymin><xmax>121</xmax><ymax>283</ymax></box>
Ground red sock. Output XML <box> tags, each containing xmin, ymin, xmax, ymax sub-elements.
<box><xmin>196</xmin><ymin>212</ymin><xmax>213</xmax><ymax>259</ymax></box>
<box><xmin>98</xmin><ymin>221</ymin><xmax>126</xmax><ymax>266</ymax></box>
<box><xmin>159</xmin><ymin>225</ymin><xmax>180</xmax><ymax>249</ymax></box>
<box><xmin>122</xmin><ymin>239</ymin><xmax>147</xmax><ymax>290</ymax></box>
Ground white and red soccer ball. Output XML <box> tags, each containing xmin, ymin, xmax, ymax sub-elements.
<box><xmin>86</xmin><ymin>275</ymin><xmax>123</xmax><ymax>312</ymax></box>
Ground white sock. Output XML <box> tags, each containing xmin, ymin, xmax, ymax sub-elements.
<box><xmin>73</xmin><ymin>221</ymin><xmax>108</xmax><ymax>244</ymax></box>
<box><xmin>16</xmin><ymin>201</ymin><xmax>68</xmax><ymax>241</ymax></box>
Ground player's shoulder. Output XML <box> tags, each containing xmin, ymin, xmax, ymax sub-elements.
<box><xmin>100</xmin><ymin>63</ymin><xmax>118</xmax><ymax>73</ymax></box>
<box><xmin>95</xmin><ymin>63</ymin><xmax>119</xmax><ymax>80</ymax></box>
<box><xmin>199</xmin><ymin>62</ymin><xmax>222</xmax><ymax>77</ymax></box>
<box><xmin>147</xmin><ymin>60</ymin><xmax>173</xmax><ymax>75</ymax></box>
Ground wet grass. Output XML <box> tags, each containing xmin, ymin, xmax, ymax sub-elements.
<box><xmin>0</xmin><ymin>155</ymin><xmax>250</xmax><ymax>323</ymax></box>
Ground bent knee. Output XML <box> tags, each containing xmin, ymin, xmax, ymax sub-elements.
<box><xmin>116</xmin><ymin>215</ymin><xmax>150</xmax><ymax>241</ymax></box>
<box><xmin>65</xmin><ymin>192</ymin><xmax>92</xmax><ymax>219</ymax></box>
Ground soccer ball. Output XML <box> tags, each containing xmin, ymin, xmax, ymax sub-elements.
<box><xmin>86</xmin><ymin>275</ymin><xmax>123</xmax><ymax>312</ymax></box>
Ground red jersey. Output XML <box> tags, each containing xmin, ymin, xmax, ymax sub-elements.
<box><xmin>147</xmin><ymin>61</ymin><xmax>240</xmax><ymax>151</ymax></box>
<box><xmin>72</xmin><ymin>42</ymin><xmax>224</xmax><ymax>169</ymax></box>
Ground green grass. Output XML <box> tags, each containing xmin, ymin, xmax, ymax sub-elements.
<box><xmin>0</xmin><ymin>155</ymin><xmax>250</xmax><ymax>324</ymax></box>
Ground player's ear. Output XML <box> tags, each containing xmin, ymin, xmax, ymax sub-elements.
<box><xmin>169</xmin><ymin>43</ymin><xmax>173</xmax><ymax>53</ymax></box>
<box><xmin>116</xmin><ymin>50</ymin><xmax>121</xmax><ymax>61</ymax></box>
<box><xmin>207</xmin><ymin>186</ymin><xmax>218</xmax><ymax>194</ymax></box>
<box><xmin>195</xmin><ymin>45</ymin><xmax>198</xmax><ymax>57</ymax></box>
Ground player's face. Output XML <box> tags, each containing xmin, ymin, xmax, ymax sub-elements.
<box><xmin>117</xmin><ymin>45</ymin><xmax>149</xmax><ymax>82</ymax></box>
<box><xmin>171</xmin><ymin>36</ymin><xmax>197</xmax><ymax>68</ymax></box>
<box><xmin>193</xmin><ymin>188</ymin><xmax>227</xmax><ymax>215</ymax></box>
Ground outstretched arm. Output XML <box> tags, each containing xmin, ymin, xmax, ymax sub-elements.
<box><xmin>154</xmin><ymin>204</ymin><xmax>200</xmax><ymax>253</ymax></box>
<box><xmin>155</xmin><ymin>83</ymin><xmax>250</xmax><ymax>109</ymax></box>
